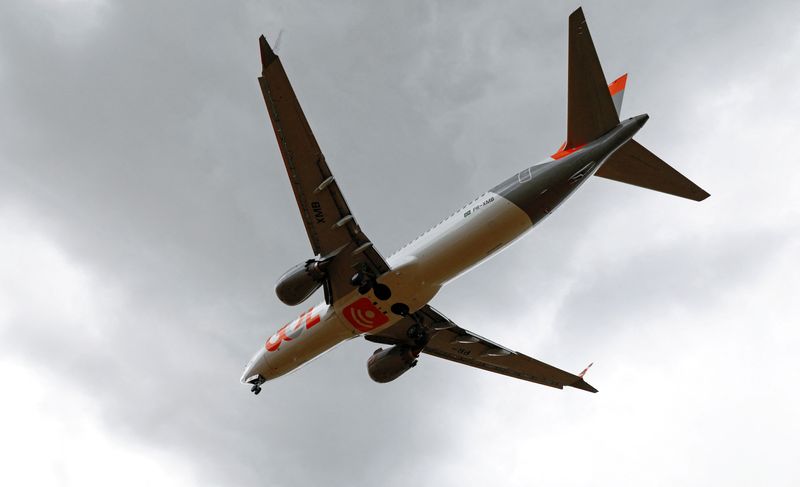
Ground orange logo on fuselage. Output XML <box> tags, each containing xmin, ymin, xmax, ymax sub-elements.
<box><xmin>342</xmin><ymin>298</ymin><xmax>389</xmax><ymax>332</ymax></box>
<box><xmin>265</xmin><ymin>308</ymin><xmax>321</xmax><ymax>352</ymax></box>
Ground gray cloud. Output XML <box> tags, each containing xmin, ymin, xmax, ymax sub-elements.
<box><xmin>1</xmin><ymin>0</ymin><xmax>799</xmax><ymax>485</ymax></box>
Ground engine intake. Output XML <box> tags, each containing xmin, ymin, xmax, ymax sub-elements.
<box><xmin>275</xmin><ymin>259</ymin><xmax>328</xmax><ymax>306</ymax></box>
<box><xmin>367</xmin><ymin>345</ymin><xmax>418</xmax><ymax>383</ymax></box>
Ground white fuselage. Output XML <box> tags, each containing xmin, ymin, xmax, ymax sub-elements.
<box><xmin>243</xmin><ymin>184</ymin><xmax>559</xmax><ymax>382</ymax></box>
<box><xmin>241</xmin><ymin>114</ymin><xmax>649</xmax><ymax>385</ymax></box>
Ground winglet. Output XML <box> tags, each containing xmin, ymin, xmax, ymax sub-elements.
<box><xmin>609</xmin><ymin>74</ymin><xmax>627</xmax><ymax>116</ymax></box>
<box><xmin>608</xmin><ymin>74</ymin><xmax>627</xmax><ymax>96</ymax></box>
<box><xmin>570</xmin><ymin>362</ymin><xmax>597</xmax><ymax>393</ymax></box>
<box><xmin>259</xmin><ymin>35</ymin><xmax>278</xmax><ymax>73</ymax></box>
<box><xmin>578</xmin><ymin>362</ymin><xmax>593</xmax><ymax>378</ymax></box>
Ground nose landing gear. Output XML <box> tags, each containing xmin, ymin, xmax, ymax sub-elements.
<box><xmin>246</xmin><ymin>375</ymin><xmax>265</xmax><ymax>395</ymax></box>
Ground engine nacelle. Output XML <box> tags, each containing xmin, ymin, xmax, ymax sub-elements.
<box><xmin>275</xmin><ymin>259</ymin><xmax>327</xmax><ymax>306</ymax></box>
<box><xmin>367</xmin><ymin>345</ymin><xmax>418</xmax><ymax>383</ymax></box>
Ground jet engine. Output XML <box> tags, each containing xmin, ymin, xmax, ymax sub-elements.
<box><xmin>367</xmin><ymin>345</ymin><xmax>418</xmax><ymax>383</ymax></box>
<box><xmin>274</xmin><ymin>259</ymin><xmax>328</xmax><ymax>306</ymax></box>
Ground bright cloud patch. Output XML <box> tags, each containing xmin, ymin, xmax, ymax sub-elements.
<box><xmin>0</xmin><ymin>208</ymin><xmax>196</xmax><ymax>486</ymax></box>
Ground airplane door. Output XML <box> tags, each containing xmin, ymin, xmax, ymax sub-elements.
<box><xmin>518</xmin><ymin>167</ymin><xmax>532</xmax><ymax>183</ymax></box>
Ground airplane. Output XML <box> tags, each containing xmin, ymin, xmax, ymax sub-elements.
<box><xmin>241</xmin><ymin>7</ymin><xmax>709</xmax><ymax>395</ymax></box>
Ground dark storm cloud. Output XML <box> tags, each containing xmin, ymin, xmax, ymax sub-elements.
<box><xmin>1</xmin><ymin>0</ymin><xmax>799</xmax><ymax>485</ymax></box>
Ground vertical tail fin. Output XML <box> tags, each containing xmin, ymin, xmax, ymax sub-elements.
<box><xmin>565</xmin><ymin>7</ymin><xmax>619</xmax><ymax>150</ymax></box>
<box><xmin>552</xmin><ymin>74</ymin><xmax>629</xmax><ymax>158</ymax></box>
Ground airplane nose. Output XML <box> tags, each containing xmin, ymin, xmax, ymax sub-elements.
<box><xmin>240</xmin><ymin>366</ymin><xmax>254</xmax><ymax>384</ymax></box>
<box><xmin>241</xmin><ymin>348</ymin><xmax>268</xmax><ymax>384</ymax></box>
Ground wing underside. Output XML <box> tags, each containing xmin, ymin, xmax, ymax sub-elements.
<box><xmin>366</xmin><ymin>305</ymin><xmax>597</xmax><ymax>392</ymax></box>
<box><xmin>257</xmin><ymin>36</ymin><xmax>389</xmax><ymax>302</ymax></box>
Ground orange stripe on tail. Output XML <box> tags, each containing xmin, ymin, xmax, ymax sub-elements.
<box><xmin>551</xmin><ymin>144</ymin><xmax>585</xmax><ymax>160</ymax></box>
<box><xmin>552</xmin><ymin>74</ymin><xmax>626</xmax><ymax>157</ymax></box>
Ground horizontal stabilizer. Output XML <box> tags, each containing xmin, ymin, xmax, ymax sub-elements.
<box><xmin>596</xmin><ymin>139</ymin><xmax>710</xmax><ymax>201</ymax></box>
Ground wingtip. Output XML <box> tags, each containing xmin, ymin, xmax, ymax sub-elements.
<box><xmin>572</xmin><ymin>378</ymin><xmax>598</xmax><ymax>393</ymax></box>
<box><xmin>570</xmin><ymin>6</ymin><xmax>585</xmax><ymax>19</ymax></box>
<box><xmin>259</xmin><ymin>34</ymin><xmax>277</xmax><ymax>70</ymax></box>
<box><xmin>695</xmin><ymin>189</ymin><xmax>711</xmax><ymax>202</ymax></box>
<box><xmin>685</xmin><ymin>183</ymin><xmax>711</xmax><ymax>202</ymax></box>
<box><xmin>573</xmin><ymin>362</ymin><xmax>597</xmax><ymax>392</ymax></box>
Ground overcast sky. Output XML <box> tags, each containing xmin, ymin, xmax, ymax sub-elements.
<box><xmin>1</xmin><ymin>0</ymin><xmax>799</xmax><ymax>485</ymax></box>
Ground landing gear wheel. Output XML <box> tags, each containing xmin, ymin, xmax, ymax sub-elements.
<box><xmin>406</xmin><ymin>324</ymin><xmax>428</xmax><ymax>347</ymax></box>
<box><xmin>407</xmin><ymin>324</ymin><xmax>425</xmax><ymax>341</ymax></box>
<box><xmin>251</xmin><ymin>384</ymin><xmax>262</xmax><ymax>395</ymax></box>
<box><xmin>391</xmin><ymin>303</ymin><xmax>410</xmax><ymax>317</ymax></box>
<box><xmin>352</xmin><ymin>272</ymin><xmax>375</xmax><ymax>295</ymax></box>
<box><xmin>373</xmin><ymin>283</ymin><xmax>391</xmax><ymax>300</ymax></box>
<box><xmin>350</xmin><ymin>272</ymin><xmax>365</xmax><ymax>287</ymax></box>
<box><xmin>357</xmin><ymin>281</ymin><xmax>373</xmax><ymax>295</ymax></box>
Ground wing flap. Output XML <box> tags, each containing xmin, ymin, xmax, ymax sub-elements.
<box><xmin>423</xmin><ymin>322</ymin><xmax>597</xmax><ymax>392</ymax></box>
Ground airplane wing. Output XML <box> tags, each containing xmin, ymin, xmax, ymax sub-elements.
<box><xmin>257</xmin><ymin>36</ymin><xmax>390</xmax><ymax>303</ymax></box>
<box><xmin>366</xmin><ymin>305</ymin><xmax>597</xmax><ymax>392</ymax></box>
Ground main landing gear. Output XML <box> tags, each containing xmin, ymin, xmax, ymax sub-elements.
<box><xmin>350</xmin><ymin>272</ymin><xmax>392</xmax><ymax>300</ymax></box>
<box><xmin>351</xmin><ymin>270</ymin><xmax>411</xmax><ymax>320</ymax></box>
